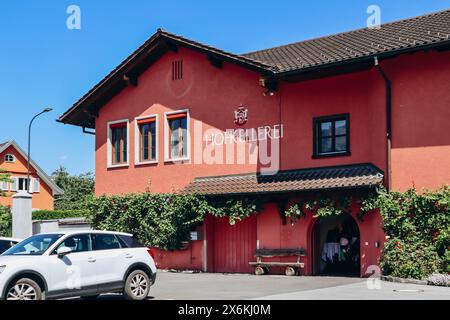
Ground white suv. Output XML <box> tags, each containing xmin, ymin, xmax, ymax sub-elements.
<box><xmin>0</xmin><ymin>230</ymin><xmax>157</xmax><ymax>300</ymax></box>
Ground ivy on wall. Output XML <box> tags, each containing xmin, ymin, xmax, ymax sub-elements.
<box><xmin>282</xmin><ymin>187</ymin><xmax>449</xmax><ymax>279</ymax></box>
<box><xmin>365</xmin><ymin>186</ymin><xmax>449</xmax><ymax>279</ymax></box>
<box><xmin>2</xmin><ymin>185</ymin><xmax>448</xmax><ymax>280</ymax></box>
<box><xmin>207</xmin><ymin>197</ymin><xmax>262</xmax><ymax>225</ymax></box>
<box><xmin>283</xmin><ymin>194</ymin><xmax>355</xmax><ymax>223</ymax></box>
<box><xmin>86</xmin><ymin>193</ymin><xmax>264</xmax><ymax>250</ymax></box>
<box><xmin>87</xmin><ymin>193</ymin><xmax>210</xmax><ymax>250</ymax></box>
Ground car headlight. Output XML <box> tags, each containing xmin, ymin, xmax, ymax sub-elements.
<box><xmin>0</xmin><ymin>265</ymin><xmax>6</xmax><ymax>274</ymax></box>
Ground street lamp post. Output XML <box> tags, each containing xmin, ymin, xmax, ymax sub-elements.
<box><xmin>26</xmin><ymin>108</ymin><xmax>53</xmax><ymax>193</ymax></box>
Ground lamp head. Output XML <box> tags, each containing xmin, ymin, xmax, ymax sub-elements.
<box><xmin>43</xmin><ymin>107</ymin><xmax>53</xmax><ymax>113</ymax></box>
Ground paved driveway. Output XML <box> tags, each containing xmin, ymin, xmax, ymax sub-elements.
<box><xmin>87</xmin><ymin>271</ymin><xmax>449</xmax><ymax>300</ymax></box>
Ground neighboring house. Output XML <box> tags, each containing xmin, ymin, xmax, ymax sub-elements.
<box><xmin>0</xmin><ymin>140</ymin><xmax>63</xmax><ymax>210</ymax></box>
<box><xmin>59</xmin><ymin>10</ymin><xmax>450</xmax><ymax>276</ymax></box>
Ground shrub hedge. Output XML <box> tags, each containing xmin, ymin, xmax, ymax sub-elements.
<box><xmin>0</xmin><ymin>206</ymin><xmax>87</xmax><ymax>237</ymax></box>
<box><xmin>32</xmin><ymin>210</ymin><xmax>88</xmax><ymax>221</ymax></box>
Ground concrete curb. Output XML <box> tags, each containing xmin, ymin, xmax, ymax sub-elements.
<box><xmin>381</xmin><ymin>275</ymin><xmax>427</xmax><ymax>285</ymax></box>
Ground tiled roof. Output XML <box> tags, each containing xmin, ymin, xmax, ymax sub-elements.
<box><xmin>243</xmin><ymin>9</ymin><xmax>450</xmax><ymax>73</ymax></box>
<box><xmin>59</xmin><ymin>9</ymin><xmax>450</xmax><ymax>128</ymax></box>
<box><xmin>183</xmin><ymin>164</ymin><xmax>384</xmax><ymax>196</ymax></box>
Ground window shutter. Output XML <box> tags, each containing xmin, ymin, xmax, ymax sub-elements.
<box><xmin>1</xmin><ymin>181</ymin><xmax>8</xmax><ymax>191</ymax></box>
<box><xmin>28</xmin><ymin>178</ymin><xmax>34</xmax><ymax>193</ymax></box>
<box><xmin>33</xmin><ymin>178</ymin><xmax>40</xmax><ymax>193</ymax></box>
<box><xmin>10</xmin><ymin>177</ymin><xmax>18</xmax><ymax>191</ymax></box>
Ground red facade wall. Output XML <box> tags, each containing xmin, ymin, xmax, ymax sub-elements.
<box><xmin>94</xmin><ymin>47</ymin><xmax>392</xmax><ymax>195</ymax></box>
<box><xmin>95</xmin><ymin>47</ymin><xmax>450</xmax><ymax>195</ymax></box>
<box><xmin>382</xmin><ymin>51</ymin><xmax>450</xmax><ymax>191</ymax></box>
<box><xmin>152</xmin><ymin>243</ymin><xmax>204</xmax><ymax>271</ymax></box>
<box><xmin>93</xmin><ymin>45</ymin><xmax>450</xmax><ymax>275</ymax></box>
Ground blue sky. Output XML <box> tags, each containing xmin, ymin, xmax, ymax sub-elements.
<box><xmin>1</xmin><ymin>0</ymin><xmax>449</xmax><ymax>175</ymax></box>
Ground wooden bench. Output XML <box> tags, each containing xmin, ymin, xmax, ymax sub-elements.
<box><xmin>249</xmin><ymin>248</ymin><xmax>306</xmax><ymax>276</ymax></box>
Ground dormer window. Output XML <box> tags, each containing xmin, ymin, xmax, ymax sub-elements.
<box><xmin>4</xmin><ymin>154</ymin><xmax>15</xmax><ymax>163</ymax></box>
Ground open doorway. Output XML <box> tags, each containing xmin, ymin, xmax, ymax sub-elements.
<box><xmin>312</xmin><ymin>213</ymin><xmax>360</xmax><ymax>276</ymax></box>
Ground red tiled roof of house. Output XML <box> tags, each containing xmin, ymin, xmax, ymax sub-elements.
<box><xmin>59</xmin><ymin>9</ymin><xmax>450</xmax><ymax>128</ymax></box>
<box><xmin>243</xmin><ymin>9</ymin><xmax>450</xmax><ymax>73</ymax></box>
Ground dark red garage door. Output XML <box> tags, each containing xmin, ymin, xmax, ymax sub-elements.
<box><xmin>213</xmin><ymin>215</ymin><xmax>257</xmax><ymax>273</ymax></box>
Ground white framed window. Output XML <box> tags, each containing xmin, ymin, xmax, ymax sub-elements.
<box><xmin>17</xmin><ymin>177</ymin><xmax>30</xmax><ymax>192</ymax></box>
<box><xmin>107</xmin><ymin>119</ymin><xmax>129</xmax><ymax>168</ymax></box>
<box><xmin>134</xmin><ymin>115</ymin><xmax>158</xmax><ymax>165</ymax></box>
<box><xmin>164</xmin><ymin>109</ymin><xmax>190</xmax><ymax>162</ymax></box>
<box><xmin>8</xmin><ymin>177</ymin><xmax>40</xmax><ymax>193</ymax></box>
<box><xmin>4</xmin><ymin>154</ymin><xmax>15</xmax><ymax>163</ymax></box>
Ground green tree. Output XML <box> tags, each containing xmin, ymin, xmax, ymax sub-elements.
<box><xmin>51</xmin><ymin>166</ymin><xmax>94</xmax><ymax>210</ymax></box>
<box><xmin>0</xmin><ymin>169</ymin><xmax>11</xmax><ymax>197</ymax></box>
<box><xmin>0</xmin><ymin>205</ymin><xmax>12</xmax><ymax>237</ymax></box>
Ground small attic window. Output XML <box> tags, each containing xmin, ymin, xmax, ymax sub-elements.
<box><xmin>172</xmin><ymin>60</ymin><xmax>183</xmax><ymax>80</ymax></box>
<box><xmin>4</xmin><ymin>154</ymin><xmax>15</xmax><ymax>163</ymax></box>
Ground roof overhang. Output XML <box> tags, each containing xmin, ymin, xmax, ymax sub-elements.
<box><xmin>183</xmin><ymin>163</ymin><xmax>384</xmax><ymax>196</ymax></box>
<box><xmin>58</xmin><ymin>29</ymin><xmax>274</xmax><ymax>129</ymax></box>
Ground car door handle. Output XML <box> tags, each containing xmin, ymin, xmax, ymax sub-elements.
<box><xmin>125</xmin><ymin>254</ymin><xmax>133</xmax><ymax>259</ymax></box>
<box><xmin>88</xmin><ymin>257</ymin><xmax>96</xmax><ymax>263</ymax></box>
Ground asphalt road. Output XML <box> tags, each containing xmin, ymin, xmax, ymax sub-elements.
<box><xmin>81</xmin><ymin>271</ymin><xmax>449</xmax><ymax>300</ymax></box>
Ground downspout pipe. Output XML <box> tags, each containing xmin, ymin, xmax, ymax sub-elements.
<box><xmin>374</xmin><ymin>56</ymin><xmax>392</xmax><ymax>191</ymax></box>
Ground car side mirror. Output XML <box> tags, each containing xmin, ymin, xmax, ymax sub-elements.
<box><xmin>57</xmin><ymin>246</ymin><xmax>72</xmax><ymax>258</ymax></box>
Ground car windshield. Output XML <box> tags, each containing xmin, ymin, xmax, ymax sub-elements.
<box><xmin>2</xmin><ymin>234</ymin><xmax>63</xmax><ymax>256</ymax></box>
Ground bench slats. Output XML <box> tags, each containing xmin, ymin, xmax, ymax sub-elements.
<box><xmin>254</xmin><ymin>248</ymin><xmax>306</xmax><ymax>257</ymax></box>
<box><xmin>249</xmin><ymin>262</ymin><xmax>305</xmax><ymax>268</ymax></box>
<box><xmin>250</xmin><ymin>248</ymin><xmax>306</xmax><ymax>274</ymax></box>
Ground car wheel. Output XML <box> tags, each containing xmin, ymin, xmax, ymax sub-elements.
<box><xmin>6</xmin><ymin>278</ymin><xmax>43</xmax><ymax>300</ymax></box>
<box><xmin>124</xmin><ymin>270</ymin><xmax>150</xmax><ymax>300</ymax></box>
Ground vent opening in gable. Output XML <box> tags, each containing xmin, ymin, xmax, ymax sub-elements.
<box><xmin>172</xmin><ymin>60</ymin><xmax>183</xmax><ymax>80</ymax></box>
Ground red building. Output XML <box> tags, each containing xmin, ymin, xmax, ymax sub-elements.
<box><xmin>59</xmin><ymin>10</ymin><xmax>450</xmax><ymax>277</ymax></box>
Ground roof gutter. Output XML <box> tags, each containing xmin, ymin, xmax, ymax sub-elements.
<box><xmin>374</xmin><ymin>56</ymin><xmax>392</xmax><ymax>191</ymax></box>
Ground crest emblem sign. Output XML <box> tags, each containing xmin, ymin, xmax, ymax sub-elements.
<box><xmin>234</xmin><ymin>105</ymin><xmax>248</xmax><ymax>126</ymax></box>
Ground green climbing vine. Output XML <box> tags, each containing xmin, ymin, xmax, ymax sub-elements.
<box><xmin>86</xmin><ymin>193</ymin><xmax>265</xmax><ymax>250</ymax></box>
<box><xmin>282</xmin><ymin>186</ymin><xmax>449</xmax><ymax>279</ymax></box>
<box><xmin>207</xmin><ymin>197</ymin><xmax>263</xmax><ymax>225</ymax></box>
<box><xmin>284</xmin><ymin>194</ymin><xmax>354</xmax><ymax>223</ymax></box>
<box><xmin>84</xmin><ymin>186</ymin><xmax>449</xmax><ymax>279</ymax></box>
<box><xmin>365</xmin><ymin>186</ymin><xmax>449</xmax><ymax>279</ymax></box>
